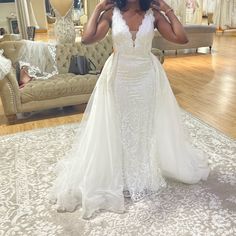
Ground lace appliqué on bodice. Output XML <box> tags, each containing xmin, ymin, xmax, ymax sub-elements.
<box><xmin>112</xmin><ymin>7</ymin><xmax>155</xmax><ymax>54</ymax></box>
<box><xmin>52</xmin><ymin>5</ymin><xmax>76</xmax><ymax>44</ymax></box>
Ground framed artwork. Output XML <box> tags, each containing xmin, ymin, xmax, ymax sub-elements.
<box><xmin>8</xmin><ymin>17</ymin><xmax>19</xmax><ymax>34</ymax></box>
<box><xmin>0</xmin><ymin>0</ymin><xmax>15</xmax><ymax>3</ymax></box>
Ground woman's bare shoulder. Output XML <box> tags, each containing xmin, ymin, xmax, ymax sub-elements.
<box><xmin>151</xmin><ymin>8</ymin><xmax>163</xmax><ymax>27</ymax></box>
<box><xmin>151</xmin><ymin>8</ymin><xmax>162</xmax><ymax>18</ymax></box>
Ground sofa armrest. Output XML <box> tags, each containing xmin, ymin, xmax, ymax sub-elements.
<box><xmin>151</xmin><ymin>48</ymin><xmax>165</xmax><ymax>64</ymax></box>
<box><xmin>0</xmin><ymin>68</ymin><xmax>21</xmax><ymax>115</ymax></box>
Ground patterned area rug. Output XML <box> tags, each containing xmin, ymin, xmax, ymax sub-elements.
<box><xmin>0</xmin><ymin>109</ymin><xmax>235</xmax><ymax>236</ymax></box>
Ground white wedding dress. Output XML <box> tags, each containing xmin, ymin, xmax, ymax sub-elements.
<box><xmin>48</xmin><ymin>7</ymin><xmax>210</xmax><ymax>219</ymax></box>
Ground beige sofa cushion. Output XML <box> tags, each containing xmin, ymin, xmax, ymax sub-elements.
<box><xmin>0</xmin><ymin>41</ymin><xmax>54</xmax><ymax>73</ymax></box>
<box><xmin>153</xmin><ymin>25</ymin><xmax>217</xmax><ymax>51</ymax></box>
<box><xmin>182</xmin><ymin>24</ymin><xmax>216</xmax><ymax>33</ymax></box>
<box><xmin>20</xmin><ymin>73</ymin><xmax>99</xmax><ymax>104</ymax></box>
<box><xmin>0</xmin><ymin>41</ymin><xmax>25</xmax><ymax>65</ymax></box>
<box><xmin>0</xmin><ymin>34</ymin><xmax>21</xmax><ymax>43</ymax></box>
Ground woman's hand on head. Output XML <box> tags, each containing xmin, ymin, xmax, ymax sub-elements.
<box><xmin>151</xmin><ymin>0</ymin><xmax>188</xmax><ymax>44</ymax></box>
<box><xmin>151</xmin><ymin>0</ymin><xmax>171</xmax><ymax>12</ymax></box>
<box><xmin>97</xmin><ymin>0</ymin><xmax>116</xmax><ymax>12</ymax></box>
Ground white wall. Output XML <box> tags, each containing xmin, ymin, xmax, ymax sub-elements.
<box><xmin>85</xmin><ymin>0</ymin><xmax>99</xmax><ymax>18</ymax></box>
<box><xmin>0</xmin><ymin>3</ymin><xmax>17</xmax><ymax>33</ymax></box>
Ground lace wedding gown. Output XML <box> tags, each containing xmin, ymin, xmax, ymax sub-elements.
<box><xmin>48</xmin><ymin>7</ymin><xmax>210</xmax><ymax>219</ymax></box>
<box><xmin>0</xmin><ymin>49</ymin><xmax>11</xmax><ymax>80</ymax></box>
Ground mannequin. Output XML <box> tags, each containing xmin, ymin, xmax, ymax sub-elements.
<box><xmin>50</xmin><ymin>0</ymin><xmax>73</xmax><ymax>17</ymax></box>
<box><xmin>49</xmin><ymin>0</ymin><xmax>76</xmax><ymax>43</ymax></box>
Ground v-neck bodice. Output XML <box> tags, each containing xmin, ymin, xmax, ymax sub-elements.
<box><xmin>112</xmin><ymin>7</ymin><xmax>155</xmax><ymax>55</ymax></box>
<box><xmin>130</xmin><ymin>31</ymin><xmax>138</xmax><ymax>41</ymax></box>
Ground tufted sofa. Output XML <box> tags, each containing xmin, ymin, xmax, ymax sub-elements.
<box><xmin>0</xmin><ymin>34</ymin><xmax>164</xmax><ymax>124</ymax></box>
<box><xmin>0</xmin><ymin>34</ymin><xmax>22</xmax><ymax>43</ymax></box>
<box><xmin>152</xmin><ymin>24</ymin><xmax>217</xmax><ymax>54</ymax></box>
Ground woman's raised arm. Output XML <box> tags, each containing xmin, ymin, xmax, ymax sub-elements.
<box><xmin>81</xmin><ymin>0</ymin><xmax>115</xmax><ymax>45</ymax></box>
<box><xmin>151</xmin><ymin>0</ymin><xmax>189</xmax><ymax>44</ymax></box>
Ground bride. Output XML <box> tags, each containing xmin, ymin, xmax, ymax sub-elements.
<box><xmin>48</xmin><ymin>0</ymin><xmax>210</xmax><ymax>219</ymax></box>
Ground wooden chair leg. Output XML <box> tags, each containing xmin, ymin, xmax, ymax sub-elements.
<box><xmin>209</xmin><ymin>46</ymin><xmax>212</xmax><ymax>53</ymax></box>
<box><xmin>6</xmin><ymin>114</ymin><xmax>17</xmax><ymax>124</ymax></box>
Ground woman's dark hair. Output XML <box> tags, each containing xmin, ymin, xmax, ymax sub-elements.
<box><xmin>115</xmin><ymin>0</ymin><xmax>154</xmax><ymax>11</ymax></box>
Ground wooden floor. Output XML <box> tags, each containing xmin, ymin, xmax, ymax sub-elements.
<box><xmin>164</xmin><ymin>32</ymin><xmax>236</xmax><ymax>139</ymax></box>
<box><xmin>0</xmin><ymin>32</ymin><xmax>236</xmax><ymax>139</ymax></box>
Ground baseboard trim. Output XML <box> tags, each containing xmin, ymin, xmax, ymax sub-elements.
<box><xmin>35</xmin><ymin>29</ymin><xmax>47</xmax><ymax>33</ymax></box>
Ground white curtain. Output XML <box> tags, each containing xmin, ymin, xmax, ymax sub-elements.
<box><xmin>213</xmin><ymin>0</ymin><xmax>234</xmax><ymax>29</ymax></box>
<box><xmin>191</xmin><ymin>0</ymin><xmax>203</xmax><ymax>24</ymax></box>
<box><xmin>0</xmin><ymin>50</ymin><xmax>12</xmax><ymax>80</ymax></box>
<box><xmin>85</xmin><ymin>0</ymin><xmax>100</xmax><ymax>18</ymax></box>
<box><xmin>203</xmin><ymin>0</ymin><xmax>216</xmax><ymax>15</ymax></box>
<box><xmin>208</xmin><ymin>0</ymin><xmax>216</xmax><ymax>13</ymax></box>
<box><xmin>15</xmin><ymin>0</ymin><xmax>38</xmax><ymax>39</ymax></box>
<box><xmin>186</xmin><ymin>0</ymin><xmax>203</xmax><ymax>24</ymax></box>
<box><xmin>202</xmin><ymin>0</ymin><xmax>207</xmax><ymax>15</ymax></box>
<box><xmin>27</xmin><ymin>0</ymin><xmax>38</xmax><ymax>27</ymax></box>
<box><xmin>232</xmin><ymin>0</ymin><xmax>236</xmax><ymax>27</ymax></box>
<box><xmin>165</xmin><ymin>0</ymin><xmax>186</xmax><ymax>24</ymax></box>
<box><xmin>178</xmin><ymin>0</ymin><xmax>187</xmax><ymax>24</ymax></box>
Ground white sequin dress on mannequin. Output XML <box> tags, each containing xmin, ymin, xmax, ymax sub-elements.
<box><xmin>51</xmin><ymin>1</ymin><xmax>76</xmax><ymax>43</ymax></box>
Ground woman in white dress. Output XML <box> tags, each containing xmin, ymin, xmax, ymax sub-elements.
<box><xmin>49</xmin><ymin>0</ymin><xmax>210</xmax><ymax>219</ymax></box>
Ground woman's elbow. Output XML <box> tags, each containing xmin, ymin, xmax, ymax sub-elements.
<box><xmin>178</xmin><ymin>37</ymin><xmax>189</xmax><ymax>44</ymax></box>
<box><xmin>81</xmin><ymin>34</ymin><xmax>101</xmax><ymax>45</ymax></box>
<box><xmin>81</xmin><ymin>36</ymin><xmax>90</xmax><ymax>45</ymax></box>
